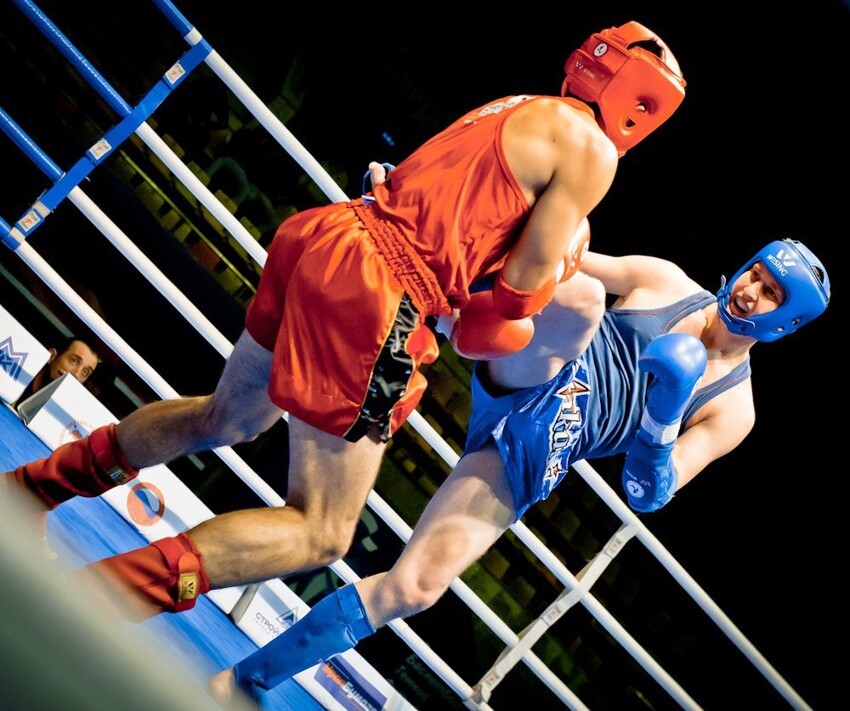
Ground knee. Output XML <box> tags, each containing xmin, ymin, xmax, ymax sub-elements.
<box><xmin>585</xmin><ymin>278</ymin><xmax>606</xmax><ymax>321</ymax></box>
<box><xmin>379</xmin><ymin>566</ymin><xmax>452</xmax><ymax>619</ymax></box>
<box><xmin>189</xmin><ymin>395</ymin><xmax>241</xmax><ymax>447</ymax></box>
<box><xmin>202</xmin><ymin>395</ymin><xmax>273</xmax><ymax>447</ymax></box>
<box><xmin>542</xmin><ymin>274</ymin><xmax>604</xmax><ymax>334</ymax></box>
<box><xmin>560</xmin><ymin>273</ymin><xmax>606</xmax><ymax>323</ymax></box>
<box><xmin>379</xmin><ymin>537</ymin><xmax>468</xmax><ymax>619</ymax></box>
<box><xmin>307</xmin><ymin>518</ymin><xmax>360</xmax><ymax>568</ymax></box>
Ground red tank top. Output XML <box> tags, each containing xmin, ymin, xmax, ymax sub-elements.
<box><xmin>357</xmin><ymin>95</ymin><xmax>592</xmax><ymax>315</ymax></box>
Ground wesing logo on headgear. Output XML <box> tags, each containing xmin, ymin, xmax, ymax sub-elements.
<box><xmin>767</xmin><ymin>248</ymin><xmax>796</xmax><ymax>277</ymax></box>
<box><xmin>574</xmin><ymin>61</ymin><xmax>600</xmax><ymax>80</ymax></box>
<box><xmin>0</xmin><ymin>336</ymin><xmax>27</xmax><ymax>380</ymax></box>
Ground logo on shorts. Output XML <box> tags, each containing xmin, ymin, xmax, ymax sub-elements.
<box><xmin>543</xmin><ymin>362</ymin><xmax>590</xmax><ymax>496</ymax></box>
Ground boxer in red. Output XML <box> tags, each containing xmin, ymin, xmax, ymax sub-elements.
<box><xmin>5</xmin><ymin>21</ymin><xmax>686</xmax><ymax>625</ymax></box>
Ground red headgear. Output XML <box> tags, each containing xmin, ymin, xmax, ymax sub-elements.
<box><xmin>561</xmin><ymin>21</ymin><xmax>686</xmax><ymax>156</ymax></box>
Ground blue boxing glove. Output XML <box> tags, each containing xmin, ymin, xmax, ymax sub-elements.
<box><xmin>622</xmin><ymin>333</ymin><xmax>707</xmax><ymax>513</ymax></box>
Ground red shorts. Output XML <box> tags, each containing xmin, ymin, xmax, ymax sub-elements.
<box><xmin>245</xmin><ymin>203</ymin><xmax>440</xmax><ymax>441</ymax></box>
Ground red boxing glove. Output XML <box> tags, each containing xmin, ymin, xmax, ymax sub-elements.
<box><xmin>450</xmin><ymin>291</ymin><xmax>535</xmax><ymax>360</ymax></box>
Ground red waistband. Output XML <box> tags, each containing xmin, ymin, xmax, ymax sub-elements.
<box><xmin>352</xmin><ymin>200</ymin><xmax>451</xmax><ymax>317</ymax></box>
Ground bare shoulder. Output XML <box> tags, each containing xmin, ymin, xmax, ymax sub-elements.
<box><xmin>502</xmin><ymin>97</ymin><xmax>617</xmax><ymax>196</ymax></box>
<box><xmin>696</xmin><ymin>372</ymin><xmax>754</xmax><ymax>425</ymax></box>
<box><xmin>533</xmin><ymin>97</ymin><xmax>616</xmax><ymax>160</ymax></box>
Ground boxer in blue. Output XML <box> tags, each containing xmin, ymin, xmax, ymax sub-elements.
<box><xmin>209</xmin><ymin>235</ymin><xmax>830</xmax><ymax>706</ymax></box>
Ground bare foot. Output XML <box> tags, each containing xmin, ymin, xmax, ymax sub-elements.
<box><xmin>208</xmin><ymin>667</ymin><xmax>236</xmax><ymax>707</ymax></box>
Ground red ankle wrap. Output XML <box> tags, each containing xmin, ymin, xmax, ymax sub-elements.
<box><xmin>10</xmin><ymin>423</ymin><xmax>140</xmax><ymax>509</ymax></box>
<box><xmin>71</xmin><ymin>533</ymin><xmax>211</xmax><ymax>622</ymax></box>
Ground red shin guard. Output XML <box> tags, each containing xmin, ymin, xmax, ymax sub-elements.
<box><xmin>69</xmin><ymin>533</ymin><xmax>211</xmax><ymax>623</ymax></box>
<box><xmin>7</xmin><ymin>423</ymin><xmax>139</xmax><ymax>509</ymax></box>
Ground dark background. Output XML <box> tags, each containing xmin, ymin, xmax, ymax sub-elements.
<box><xmin>1</xmin><ymin>1</ymin><xmax>846</xmax><ymax>708</ymax></box>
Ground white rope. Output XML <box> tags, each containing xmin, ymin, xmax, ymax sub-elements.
<box><xmin>572</xmin><ymin>460</ymin><xmax>813</xmax><ymax>710</ymax></box>
<box><xmin>68</xmin><ymin>187</ymin><xmax>234</xmax><ymax>359</ymax></box>
<box><xmin>10</xmin><ymin>238</ymin><xmax>280</xmax><ymax>505</ymax></box>
<box><xmin>473</xmin><ymin>524</ymin><xmax>641</xmax><ymax>703</ymax></box>
<box><xmin>135</xmin><ymin>122</ymin><xmax>268</xmax><ymax>267</ymax></box>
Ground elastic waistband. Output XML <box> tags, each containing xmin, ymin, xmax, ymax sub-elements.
<box><xmin>352</xmin><ymin>201</ymin><xmax>451</xmax><ymax>317</ymax></box>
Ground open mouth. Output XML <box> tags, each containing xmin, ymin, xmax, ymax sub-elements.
<box><xmin>731</xmin><ymin>296</ymin><xmax>749</xmax><ymax>317</ymax></box>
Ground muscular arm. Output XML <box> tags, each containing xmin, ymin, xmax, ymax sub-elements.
<box><xmin>672</xmin><ymin>384</ymin><xmax>755</xmax><ymax>490</ymax></box>
<box><xmin>499</xmin><ymin>99</ymin><xmax>618</xmax><ymax>294</ymax></box>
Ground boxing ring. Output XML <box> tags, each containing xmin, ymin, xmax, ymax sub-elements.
<box><xmin>0</xmin><ymin>1</ymin><xmax>813</xmax><ymax>709</ymax></box>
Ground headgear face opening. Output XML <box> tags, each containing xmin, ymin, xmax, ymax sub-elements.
<box><xmin>561</xmin><ymin>21</ymin><xmax>686</xmax><ymax>156</ymax></box>
<box><xmin>716</xmin><ymin>239</ymin><xmax>830</xmax><ymax>343</ymax></box>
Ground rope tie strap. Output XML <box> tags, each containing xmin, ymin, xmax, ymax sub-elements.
<box><xmin>474</xmin><ymin>523</ymin><xmax>639</xmax><ymax>702</ymax></box>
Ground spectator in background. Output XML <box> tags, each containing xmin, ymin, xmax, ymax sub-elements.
<box><xmin>10</xmin><ymin>335</ymin><xmax>99</xmax><ymax>559</ymax></box>
<box><xmin>14</xmin><ymin>336</ymin><xmax>100</xmax><ymax>406</ymax></box>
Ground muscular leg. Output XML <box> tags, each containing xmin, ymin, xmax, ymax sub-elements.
<box><xmin>189</xmin><ymin>414</ymin><xmax>388</xmax><ymax>586</ymax></box>
<box><xmin>3</xmin><ymin>331</ymin><xmax>283</xmax><ymax>514</ymax></box>
<box><xmin>73</xmin><ymin>412</ymin><xmax>387</xmax><ymax>621</ymax></box>
<box><xmin>209</xmin><ymin>446</ymin><xmax>515</xmax><ymax>704</ymax></box>
<box><xmin>53</xmin><ymin>331</ymin><xmax>327</xmax><ymax>619</ymax></box>
<box><xmin>359</xmin><ymin>445</ymin><xmax>516</xmax><ymax>627</ymax></box>
<box><xmin>116</xmin><ymin>330</ymin><xmax>284</xmax><ymax>467</ymax></box>
<box><xmin>489</xmin><ymin>271</ymin><xmax>605</xmax><ymax>390</ymax></box>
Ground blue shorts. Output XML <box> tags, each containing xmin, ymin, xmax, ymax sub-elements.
<box><xmin>465</xmin><ymin>356</ymin><xmax>590</xmax><ymax>520</ymax></box>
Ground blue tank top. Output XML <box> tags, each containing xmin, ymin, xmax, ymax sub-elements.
<box><xmin>465</xmin><ymin>290</ymin><xmax>751</xmax><ymax>519</ymax></box>
<box><xmin>578</xmin><ymin>289</ymin><xmax>743</xmax><ymax>459</ymax></box>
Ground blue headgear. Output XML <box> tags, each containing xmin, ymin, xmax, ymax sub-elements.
<box><xmin>716</xmin><ymin>239</ymin><xmax>830</xmax><ymax>342</ymax></box>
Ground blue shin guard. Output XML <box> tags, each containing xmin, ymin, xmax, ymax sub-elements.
<box><xmin>233</xmin><ymin>584</ymin><xmax>376</xmax><ymax>705</ymax></box>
